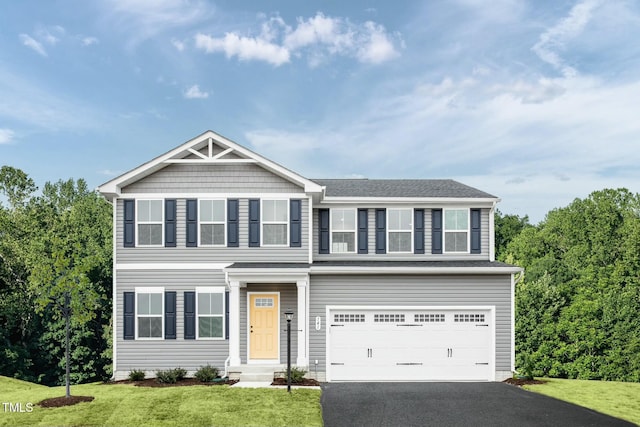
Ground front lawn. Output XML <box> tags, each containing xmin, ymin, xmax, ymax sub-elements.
<box><xmin>523</xmin><ymin>378</ymin><xmax>640</xmax><ymax>425</ymax></box>
<box><xmin>0</xmin><ymin>376</ymin><xmax>322</xmax><ymax>427</ymax></box>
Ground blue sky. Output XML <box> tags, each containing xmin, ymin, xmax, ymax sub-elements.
<box><xmin>1</xmin><ymin>0</ymin><xmax>639</xmax><ymax>223</ymax></box>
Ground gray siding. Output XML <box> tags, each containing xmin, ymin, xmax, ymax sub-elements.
<box><xmin>308</xmin><ymin>274</ymin><xmax>512</xmax><ymax>373</ymax></box>
<box><xmin>313</xmin><ymin>208</ymin><xmax>490</xmax><ymax>261</ymax></box>
<box><xmin>239</xmin><ymin>284</ymin><xmax>298</xmax><ymax>364</ymax></box>
<box><xmin>122</xmin><ymin>163</ymin><xmax>304</xmax><ymax>194</ymax></box>
<box><xmin>115</xmin><ymin>198</ymin><xmax>309</xmax><ymax>263</ymax></box>
<box><xmin>115</xmin><ymin>270</ymin><xmax>228</xmax><ymax>376</ymax></box>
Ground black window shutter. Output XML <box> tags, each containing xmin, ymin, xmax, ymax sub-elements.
<box><xmin>165</xmin><ymin>199</ymin><xmax>177</xmax><ymax>247</ymax></box>
<box><xmin>358</xmin><ymin>208</ymin><xmax>368</xmax><ymax>254</ymax></box>
<box><xmin>165</xmin><ymin>291</ymin><xmax>176</xmax><ymax>339</ymax></box>
<box><xmin>432</xmin><ymin>209</ymin><xmax>443</xmax><ymax>254</ymax></box>
<box><xmin>318</xmin><ymin>209</ymin><xmax>330</xmax><ymax>254</ymax></box>
<box><xmin>225</xmin><ymin>290</ymin><xmax>230</xmax><ymax>340</ymax></box>
<box><xmin>123</xmin><ymin>292</ymin><xmax>135</xmax><ymax>340</ymax></box>
<box><xmin>414</xmin><ymin>209</ymin><xmax>425</xmax><ymax>254</ymax></box>
<box><xmin>227</xmin><ymin>199</ymin><xmax>239</xmax><ymax>247</ymax></box>
<box><xmin>470</xmin><ymin>208</ymin><xmax>481</xmax><ymax>254</ymax></box>
<box><xmin>375</xmin><ymin>209</ymin><xmax>386</xmax><ymax>254</ymax></box>
<box><xmin>184</xmin><ymin>291</ymin><xmax>195</xmax><ymax>339</ymax></box>
<box><xmin>290</xmin><ymin>199</ymin><xmax>302</xmax><ymax>247</ymax></box>
<box><xmin>123</xmin><ymin>199</ymin><xmax>135</xmax><ymax>248</ymax></box>
<box><xmin>186</xmin><ymin>199</ymin><xmax>198</xmax><ymax>247</ymax></box>
<box><xmin>249</xmin><ymin>199</ymin><xmax>260</xmax><ymax>247</ymax></box>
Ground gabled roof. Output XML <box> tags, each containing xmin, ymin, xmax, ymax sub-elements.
<box><xmin>98</xmin><ymin>130</ymin><xmax>323</xmax><ymax>199</ymax></box>
<box><xmin>312</xmin><ymin>179</ymin><xmax>498</xmax><ymax>199</ymax></box>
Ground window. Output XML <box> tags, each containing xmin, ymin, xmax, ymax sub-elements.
<box><xmin>334</xmin><ymin>314</ymin><xmax>366</xmax><ymax>323</ymax></box>
<box><xmin>388</xmin><ymin>209</ymin><xmax>412</xmax><ymax>252</ymax></box>
<box><xmin>136</xmin><ymin>288</ymin><xmax>163</xmax><ymax>339</ymax></box>
<box><xmin>196</xmin><ymin>287</ymin><xmax>225</xmax><ymax>339</ymax></box>
<box><xmin>262</xmin><ymin>200</ymin><xmax>288</xmax><ymax>246</ymax></box>
<box><xmin>444</xmin><ymin>209</ymin><xmax>469</xmax><ymax>252</ymax></box>
<box><xmin>331</xmin><ymin>209</ymin><xmax>356</xmax><ymax>253</ymax></box>
<box><xmin>137</xmin><ymin>200</ymin><xmax>163</xmax><ymax>246</ymax></box>
<box><xmin>199</xmin><ymin>199</ymin><xmax>225</xmax><ymax>246</ymax></box>
<box><xmin>454</xmin><ymin>313</ymin><xmax>485</xmax><ymax>323</ymax></box>
<box><xmin>374</xmin><ymin>313</ymin><xmax>405</xmax><ymax>322</ymax></box>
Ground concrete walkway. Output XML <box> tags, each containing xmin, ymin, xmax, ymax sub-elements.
<box><xmin>231</xmin><ymin>381</ymin><xmax>321</xmax><ymax>390</ymax></box>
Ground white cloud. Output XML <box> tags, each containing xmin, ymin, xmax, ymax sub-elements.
<box><xmin>98</xmin><ymin>169</ymin><xmax>123</xmax><ymax>176</ymax></box>
<box><xmin>82</xmin><ymin>36</ymin><xmax>99</xmax><ymax>46</ymax></box>
<box><xmin>19</xmin><ymin>34</ymin><xmax>47</xmax><ymax>56</ymax></box>
<box><xmin>532</xmin><ymin>0</ymin><xmax>600</xmax><ymax>78</ymax></box>
<box><xmin>194</xmin><ymin>33</ymin><xmax>290</xmax><ymax>66</ymax></box>
<box><xmin>183</xmin><ymin>84</ymin><xmax>209</xmax><ymax>99</ymax></box>
<box><xmin>0</xmin><ymin>128</ymin><xmax>15</xmax><ymax>144</ymax></box>
<box><xmin>194</xmin><ymin>12</ymin><xmax>401</xmax><ymax>66</ymax></box>
<box><xmin>171</xmin><ymin>38</ymin><xmax>185</xmax><ymax>51</ymax></box>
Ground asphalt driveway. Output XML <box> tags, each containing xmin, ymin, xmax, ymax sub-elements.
<box><xmin>321</xmin><ymin>382</ymin><xmax>634</xmax><ymax>427</ymax></box>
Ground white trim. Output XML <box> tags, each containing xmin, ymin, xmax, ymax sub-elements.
<box><xmin>247</xmin><ymin>291</ymin><xmax>281</xmax><ymax>364</ymax></box>
<box><xmin>164</xmin><ymin>158</ymin><xmax>258</xmax><ymax>164</ymax></box>
<box><xmin>117</xmin><ymin>263</ymin><xmax>231</xmax><ymax>270</ymax></box>
<box><xmin>310</xmin><ymin>265</ymin><xmax>523</xmax><ymax>275</ymax></box>
<box><xmin>308</xmin><ymin>196</ymin><xmax>313</xmax><ymax>264</ymax></box>
<box><xmin>188</xmin><ymin>148</ymin><xmax>208</xmax><ymax>159</ymax></box>
<box><xmin>135</xmin><ymin>199</ymin><xmax>164</xmax><ymax>247</ymax></box>
<box><xmin>443</xmin><ymin>208</ymin><xmax>470</xmax><ymax>254</ymax></box>
<box><xmin>112</xmin><ymin>198</ymin><xmax>118</xmax><ymax>377</ymax></box>
<box><xmin>260</xmin><ymin>198</ymin><xmax>289</xmax><ymax>247</ymax></box>
<box><xmin>330</xmin><ymin>208</ymin><xmax>357</xmax><ymax>254</ymax></box>
<box><xmin>134</xmin><ymin>287</ymin><xmax>165</xmax><ymax>340</ymax></box>
<box><xmin>386</xmin><ymin>207</ymin><xmax>413</xmax><ymax>254</ymax></box>
<box><xmin>198</xmin><ymin>199</ymin><xmax>227</xmax><ymax>247</ymax></box>
<box><xmin>229</xmin><ymin>281</ymin><xmax>241</xmax><ymax>366</ymax></box>
<box><xmin>296</xmin><ymin>280</ymin><xmax>308</xmax><ymax>366</ymax></box>
<box><xmin>195</xmin><ymin>286</ymin><xmax>226</xmax><ymax>340</ymax></box>
<box><xmin>325</xmin><ymin>305</ymin><xmax>496</xmax><ymax>382</ymax></box>
<box><xmin>489</xmin><ymin>202</ymin><xmax>496</xmax><ymax>262</ymax></box>
<box><xmin>212</xmin><ymin>147</ymin><xmax>234</xmax><ymax>160</ymax></box>
<box><xmin>118</xmin><ymin>192</ymin><xmax>306</xmax><ymax>199</ymax></box>
<box><xmin>320</xmin><ymin>197</ymin><xmax>499</xmax><ymax>205</ymax></box>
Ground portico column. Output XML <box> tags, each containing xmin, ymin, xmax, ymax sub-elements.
<box><xmin>229</xmin><ymin>281</ymin><xmax>241</xmax><ymax>366</ymax></box>
<box><xmin>296</xmin><ymin>279</ymin><xmax>308</xmax><ymax>366</ymax></box>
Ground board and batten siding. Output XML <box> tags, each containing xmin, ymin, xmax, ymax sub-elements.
<box><xmin>308</xmin><ymin>274</ymin><xmax>512</xmax><ymax>377</ymax></box>
<box><xmin>121</xmin><ymin>163</ymin><xmax>305</xmax><ymax>194</ymax></box>
<box><xmin>313</xmin><ymin>208</ymin><xmax>490</xmax><ymax>261</ymax></box>
<box><xmin>114</xmin><ymin>269</ymin><xmax>228</xmax><ymax>379</ymax></box>
<box><xmin>115</xmin><ymin>198</ymin><xmax>309</xmax><ymax>263</ymax></box>
<box><xmin>239</xmin><ymin>284</ymin><xmax>298</xmax><ymax>364</ymax></box>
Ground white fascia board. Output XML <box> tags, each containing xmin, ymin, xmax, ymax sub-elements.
<box><xmin>97</xmin><ymin>130</ymin><xmax>323</xmax><ymax>198</ymax></box>
<box><xmin>319</xmin><ymin>197</ymin><xmax>500</xmax><ymax>206</ymax></box>
<box><xmin>310</xmin><ymin>266</ymin><xmax>523</xmax><ymax>275</ymax></box>
<box><xmin>225</xmin><ymin>268</ymin><xmax>310</xmax><ymax>285</ymax></box>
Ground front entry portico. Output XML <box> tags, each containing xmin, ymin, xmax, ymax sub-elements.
<box><xmin>225</xmin><ymin>264</ymin><xmax>309</xmax><ymax>369</ymax></box>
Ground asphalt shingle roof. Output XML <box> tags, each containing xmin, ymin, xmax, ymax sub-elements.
<box><xmin>311</xmin><ymin>179</ymin><xmax>497</xmax><ymax>198</ymax></box>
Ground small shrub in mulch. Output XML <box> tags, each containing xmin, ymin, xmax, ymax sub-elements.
<box><xmin>271</xmin><ymin>377</ymin><xmax>321</xmax><ymax>386</ymax></box>
<box><xmin>110</xmin><ymin>377</ymin><xmax>238</xmax><ymax>387</ymax></box>
<box><xmin>38</xmin><ymin>396</ymin><xmax>95</xmax><ymax>408</ymax></box>
<box><xmin>503</xmin><ymin>377</ymin><xmax>546</xmax><ymax>386</ymax></box>
<box><xmin>195</xmin><ymin>364</ymin><xmax>219</xmax><ymax>382</ymax></box>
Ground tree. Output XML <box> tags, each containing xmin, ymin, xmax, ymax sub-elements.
<box><xmin>494</xmin><ymin>209</ymin><xmax>531</xmax><ymax>261</ymax></box>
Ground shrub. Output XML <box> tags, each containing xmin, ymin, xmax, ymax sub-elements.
<box><xmin>155</xmin><ymin>369</ymin><xmax>178</xmax><ymax>384</ymax></box>
<box><xmin>290</xmin><ymin>367</ymin><xmax>307</xmax><ymax>383</ymax></box>
<box><xmin>195</xmin><ymin>365</ymin><xmax>219</xmax><ymax>382</ymax></box>
<box><xmin>173</xmin><ymin>367</ymin><xmax>187</xmax><ymax>381</ymax></box>
<box><xmin>128</xmin><ymin>369</ymin><xmax>146</xmax><ymax>381</ymax></box>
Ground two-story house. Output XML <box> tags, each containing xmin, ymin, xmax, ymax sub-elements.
<box><xmin>98</xmin><ymin>130</ymin><xmax>522</xmax><ymax>382</ymax></box>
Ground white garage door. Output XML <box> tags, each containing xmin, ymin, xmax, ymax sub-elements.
<box><xmin>328</xmin><ymin>307</ymin><xmax>494</xmax><ymax>381</ymax></box>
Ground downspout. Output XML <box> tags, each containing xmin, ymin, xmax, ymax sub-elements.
<box><xmin>511</xmin><ymin>269</ymin><xmax>524</xmax><ymax>373</ymax></box>
<box><xmin>489</xmin><ymin>200</ymin><xmax>497</xmax><ymax>262</ymax></box>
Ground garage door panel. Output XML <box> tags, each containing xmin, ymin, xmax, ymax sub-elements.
<box><xmin>329</xmin><ymin>307</ymin><xmax>493</xmax><ymax>381</ymax></box>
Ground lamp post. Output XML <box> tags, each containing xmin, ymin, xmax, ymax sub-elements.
<box><xmin>285</xmin><ymin>309</ymin><xmax>294</xmax><ymax>393</ymax></box>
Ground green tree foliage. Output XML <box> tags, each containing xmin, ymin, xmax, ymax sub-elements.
<box><xmin>0</xmin><ymin>169</ymin><xmax>112</xmax><ymax>385</ymax></box>
<box><xmin>506</xmin><ymin>189</ymin><xmax>640</xmax><ymax>381</ymax></box>
<box><xmin>494</xmin><ymin>209</ymin><xmax>531</xmax><ymax>261</ymax></box>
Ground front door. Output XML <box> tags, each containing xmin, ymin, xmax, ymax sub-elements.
<box><xmin>249</xmin><ymin>293</ymin><xmax>279</xmax><ymax>360</ymax></box>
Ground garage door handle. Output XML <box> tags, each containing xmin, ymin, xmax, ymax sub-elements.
<box><xmin>330</xmin><ymin>324</ymin><xmax>345</xmax><ymax>327</ymax></box>
<box><xmin>476</xmin><ymin>324</ymin><xmax>489</xmax><ymax>327</ymax></box>
<box><xmin>475</xmin><ymin>362</ymin><xmax>489</xmax><ymax>365</ymax></box>
<box><xmin>396</xmin><ymin>362</ymin><xmax>423</xmax><ymax>366</ymax></box>
<box><xmin>331</xmin><ymin>363</ymin><xmax>345</xmax><ymax>366</ymax></box>
<box><xmin>396</xmin><ymin>324</ymin><xmax>423</xmax><ymax>327</ymax></box>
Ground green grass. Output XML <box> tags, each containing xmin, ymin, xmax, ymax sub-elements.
<box><xmin>0</xmin><ymin>376</ymin><xmax>323</xmax><ymax>427</ymax></box>
<box><xmin>523</xmin><ymin>378</ymin><xmax>640</xmax><ymax>425</ymax></box>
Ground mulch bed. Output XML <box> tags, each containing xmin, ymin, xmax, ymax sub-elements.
<box><xmin>38</xmin><ymin>395</ymin><xmax>95</xmax><ymax>408</ymax></box>
<box><xmin>503</xmin><ymin>377</ymin><xmax>546</xmax><ymax>386</ymax></box>
<box><xmin>271</xmin><ymin>378</ymin><xmax>321</xmax><ymax>386</ymax></box>
<box><xmin>109</xmin><ymin>377</ymin><xmax>238</xmax><ymax>387</ymax></box>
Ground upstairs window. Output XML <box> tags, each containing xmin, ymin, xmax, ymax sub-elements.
<box><xmin>196</xmin><ymin>287</ymin><xmax>225</xmax><ymax>339</ymax></box>
<box><xmin>136</xmin><ymin>288</ymin><xmax>163</xmax><ymax>339</ymax></box>
<box><xmin>331</xmin><ymin>209</ymin><xmax>356</xmax><ymax>253</ymax></box>
<box><xmin>388</xmin><ymin>208</ymin><xmax>412</xmax><ymax>252</ymax></box>
<box><xmin>199</xmin><ymin>199</ymin><xmax>226</xmax><ymax>246</ymax></box>
<box><xmin>137</xmin><ymin>200</ymin><xmax>163</xmax><ymax>246</ymax></box>
<box><xmin>444</xmin><ymin>209</ymin><xmax>469</xmax><ymax>252</ymax></box>
<box><xmin>262</xmin><ymin>200</ymin><xmax>288</xmax><ymax>246</ymax></box>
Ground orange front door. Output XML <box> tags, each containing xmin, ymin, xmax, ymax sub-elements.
<box><xmin>249</xmin><ymin>293</ymin><xmax>279</xmax><ymax>360</ymax></box>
